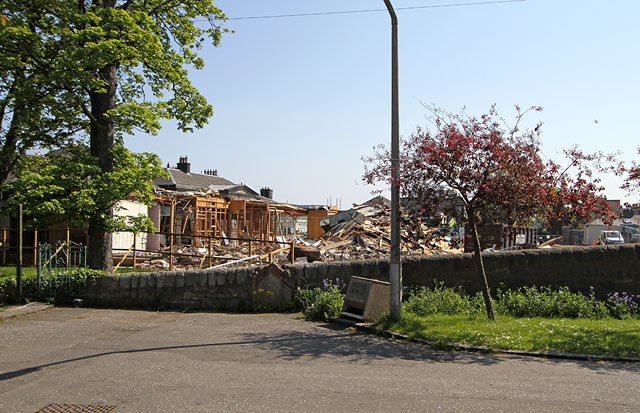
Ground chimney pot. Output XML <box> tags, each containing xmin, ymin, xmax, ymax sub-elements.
<box><xmin>260</xmin><ymin>187</ymin><xmax>273</xmax><ymax>199</ymax></box>
<box><xmin>176</xmin><ymin>156</ymin><xmax>191</xmax><ymax>173</ymax></box>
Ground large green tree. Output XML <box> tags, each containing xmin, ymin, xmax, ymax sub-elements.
<box><xmin>0</xmin><ymin>1</ymin><xmax>85</xmax><ymax>198</ymax></box>
<box><xmin>1</xmin><ymin>0</ymin><xmax>228</xmax><ymax>269</ymax></box>
<box><xmin>5</xmin><ymin>143</ymin><xmax>166</xmax><ymax>233</ymax></box>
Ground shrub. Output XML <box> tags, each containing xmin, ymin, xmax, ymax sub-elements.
<box><xmin>404</xmin><ymin>282</ymin><xmax>481</xmax><ymax>316</ymax></box>
<box><xmin>0</xmin><ymin>277</ymin><xmax>38</xmax><ymax>306</ymax></box>
<box><xmin>0</xmin><ymin>269</ymin><xmax>101</xmax><ymax>306</ymax></box>
<box><xmin>401</xmin><ymin>283</ymin><xmax>623</xmax><ymax>320</ymax></box>
<box><xmin>606</xmin><ymin>292</ymin><xmax>640</xmax><ymax>319</ymax></box>
<box><xmin>494</xmin><ymin>286</ymin><xmax>609</xmax><ymax>319</ymax></box>
<box><xmin>294</xmin><ymin>283</ymin><xmax>344</xmax><ymax>322</ymax></box>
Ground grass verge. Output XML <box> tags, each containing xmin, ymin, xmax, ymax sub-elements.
<box><xmin>376</xmin><ymin>312</ymin><xmax>640</xmax><ymax>358</ymax></box>
<box><xmin>0</xmin><ymin>266</ymin><xmax>37</xmax><ymax>279</ymax></box>
<box><xmin>0</xmin><ymin>266</ymin><xmax>153</xmax><ymax>280</ymax></box>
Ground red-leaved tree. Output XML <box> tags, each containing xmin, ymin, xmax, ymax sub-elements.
<box><xmin>622</xmin><ymin>148</ymin><xmax>640</xmax><ymax>206</ymax></box>
<box><xmin>363</xmin><ymin>105</ymin><xmax>614</xmax><ymax>320</ymax></box>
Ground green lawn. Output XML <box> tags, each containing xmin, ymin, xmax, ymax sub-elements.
<box><xmin>376</xmin><ymin>312</ymin><xmax>640</xmax><ymax>358</ymax></box>
<box><xmin>0</xmin><ymin>266</ymin><xmax>153</xmax><ymax>280</ymax></box>
<box><xmin>0</xmin><ymin>266</ymin><xmax>37</xmax><ymax>280</ymax></box>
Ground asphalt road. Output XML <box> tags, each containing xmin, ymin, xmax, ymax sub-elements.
<box><xmin>1</xmin><ymin>308</ymin><xmax>638</xmax><ymax>412</ymax></box>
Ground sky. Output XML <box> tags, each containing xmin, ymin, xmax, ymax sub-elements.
<box><xmin>124</xmin><ymin>0</ymin><xmax>640</xmax><ymax>208</ymax></box>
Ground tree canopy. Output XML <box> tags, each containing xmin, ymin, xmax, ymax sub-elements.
<box><xmin>0</xmin><ymin>0</ymin><xmax>85</xmax><ymax>197</ymax></box>
<box><xmin>5</xmin><ymin>143</ymin><xmax>166</xmax><ymax>232</ymax></box>
<box><xmin>364</xmin><ymin>105</ymin><xmax>614</xmax><ymax>319</ymax></box>
<box><xmin>622</xmin><ymin>148</ymin><xmax>640</xmax><ymax>206</ymax></box>
<box><xmin>1</xmin><ymin>0</ymin><xmax>228</xmax><ymax>269</ymax></box>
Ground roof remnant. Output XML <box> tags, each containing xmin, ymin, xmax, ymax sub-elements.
<box><xmin>154</xmin><ymin>167</ymin><xmax>235</xmax><ymax>192</ymax></box>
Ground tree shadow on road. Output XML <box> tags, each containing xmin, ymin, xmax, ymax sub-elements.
<box><xmin>236</xmin><ymin>319</ymin><xmax>640</xmax><ymax>374</ymax></box>
<box><xmin>2</xmin><ymin>315</ymin><xmax>638</xmax><ymax>382</ymax></box>
<box><xmin>0</xmin><ymin>321</ymin><xmax>500</xmax><ymax>382</ymax></box>
<box><xmin>234</xmin><ymin>321</ymin><xmax>507</xmax><ymax>365</ymax></box>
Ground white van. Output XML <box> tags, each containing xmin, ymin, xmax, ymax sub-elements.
<box><xmin>598</xmin><ymin>230</ymin><xmax>625</xmax><ymax>245</ymax></box>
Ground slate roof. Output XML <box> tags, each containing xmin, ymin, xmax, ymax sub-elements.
<box><xmin>154</xmin><ymin>168</ymin><xmax>235</xmax><ymax>191</ymax></box>
<box><xmin>153</xmin><ymin>167</ymin><xmax>295</xmax><ymax>206</ymax></box>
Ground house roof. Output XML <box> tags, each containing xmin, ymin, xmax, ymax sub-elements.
<box><xmin>360</xmin><ymin>195</ymin><xmax>391</xmax><ymax>208</ymax></box>
<box><xmin>154</xmin><ymin>168</ymin><xmax>235</xmax><ymax>191</ymax></box>
<box><xmin>220</xmin><ymin>185</ymin><xmax>260</xmax><ymax>198</ymax></box>
<box><xmin>153</xmin><ymin>166</ymin><xmax>302</xmax><ymax>209</ymax></box>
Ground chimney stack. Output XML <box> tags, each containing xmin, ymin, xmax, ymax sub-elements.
<box><xmin>176</xmin><ymin>156</ymin><xmax>190</xmax><ymax>173</ymax></box>
<box><xmin>260</xmin><ymin>187</ymin><xmax>273</xmax><ymax>199</ymax></box>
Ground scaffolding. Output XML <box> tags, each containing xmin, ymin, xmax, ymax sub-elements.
<box><xmin>153</xmin><ymin>192</ymin><xmax>307</xmax><ymax>248</ymax></box>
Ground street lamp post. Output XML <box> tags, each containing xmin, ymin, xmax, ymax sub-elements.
<box><xmin>382</xmin><ymin>0</ymin><xmax>402</xmax><ymax>320</ymax></box>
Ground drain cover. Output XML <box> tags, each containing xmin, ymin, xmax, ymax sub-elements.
<box><xmin>36</xmin><ymin>404</ymin><xmax>117</xmax><ymax>413</ymax></box>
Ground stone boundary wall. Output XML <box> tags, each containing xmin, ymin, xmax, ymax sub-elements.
<box><xmin>85</xmin><ymin>266</ymin><xmax>260</xmax><ymax>311</ymax></box>
<box><xmin>85</xmin><ymin>244</ymin><xmax>640</xmax><ymax>309</ymax></box>
<box><xmin>284</xmin><ymin>244</ymin><xmax>640</xmax><ymax>299</ymax></box>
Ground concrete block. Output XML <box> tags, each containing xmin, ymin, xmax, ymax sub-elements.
<box><xmin>236</xmin><ymin>269</ymin><xmax>250</xmax><ymax>284</ymax></box>
<box><xmin>100</xmin><ymin>276</ymin><xmax>118</xmax><ymax>292</ymax></box>
<box><xmin>359</xmin><ymin>260</ymin><xmax>379</xmax><ymax>280</ymax></box>
<box><xmin>226</xmin><ymin>270</ymin><xmax>236</xmax><ymax>285</ymax></box>
<box><xmin>341</xmin><ymin>276</ymin><xmax>390</xmax><ymax>322</ymax></box>
<box><xmin>324</xmin><ymin>261</ymin><xmax>343</xmax><ymax>282</ymax></box>
<box><xmin>156</xmin><ymin>273</ymin><xmax>165</xmax><ymax>289</ymax></box>
<box><xmin>138</xmin><ymin>273</ymin><xmax>152</xmax><ymax>289</ymax></box>
<box><xmin>282</xmin><ymin>263</ymin><xmax>304</xmax><ymax>282</ymax></box>
<box><xmin>164</xmin><ymin>272</ymin><xmax>176</xmax><ymax>288</ymax></box>
<box><xmin>185</xmin><ymin>272</ymin><xmax>198</xmax><ymax>287</ymax></box>
<box><xmin>253</xmin><ymin>264</ymin><xmax>295</xmax><ymax>307</ymax></box>
<box><xmin>207</xmin><ymin>271</ymin><xmax>217</xmax><ymax>287</ymax></box>
<box><xmin>198</xmin><ymin>272</ymin><xmax>208</xmax><ymax>288</ymax></box>
<box><xmin>119</xmin><ymin>275</ymin><xmax>132</xmax><ymax>290</ymax></box>
<box><xmin>175</xmin><ymin>272</ymin><xmax>185</xmax><ymax>288</ymax></box>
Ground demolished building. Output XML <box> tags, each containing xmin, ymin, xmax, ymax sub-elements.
<box><xmin>150</xmin><ymin>156</ymin><xmax>309</xmax><ymax>248</ymax></box>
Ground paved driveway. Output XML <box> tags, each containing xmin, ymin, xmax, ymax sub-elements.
<box><xmin>1</xmin><ymin>308</ymin><xmax>638</xmax><ymax>412</ymax></box>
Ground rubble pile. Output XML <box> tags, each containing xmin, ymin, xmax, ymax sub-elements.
<box><xmin>115</xmin><ymin>241</ymin><xmax>292</xmax><ymax>270</ymax></box>
<box><xmin>114</xmin><ymin>199</ymin><xmax>463</xmax><ymax>270</ymax></box>
<box><xmin>294</xmin><ymin>202</ymin><xmax>462</xmax><ymax>262</ymax></box>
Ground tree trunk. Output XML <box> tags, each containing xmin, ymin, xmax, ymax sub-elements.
<box><xmin>469</xmin><ymin>214</ymin><xmax>496</xmax><ymax>320</ymax></box>
<box><xmin>88</xmin><ymin>215</ymin><xmax>112</xmax><ymax>272</ymax></box>
<box><xmin>0</xmin><ymin>81</ymin><xmax>26</xmax><ymax>203</ymax></box>
<box><xmin>87</xmin><ymin>62</ymin><xmax>118</xmax><ymax>271</ymax></box>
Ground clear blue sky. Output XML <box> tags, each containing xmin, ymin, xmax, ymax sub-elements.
<box><xmin>124</xmin><ymin>0</ymin><xmax>640</xmax><ymax>208</ymax></box>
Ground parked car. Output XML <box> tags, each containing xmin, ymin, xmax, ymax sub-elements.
<box><xmin>620</xmin><ymin>224</ymin><xmax>640</xmax><ymax>243</ymax></box>
<box><xmin>598</xmin><ymin>230</ymin><xmax>625</xmax><ymax>245</ymax></box>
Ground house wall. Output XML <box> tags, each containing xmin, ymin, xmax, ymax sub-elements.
<box><xmin>112</xmin><ymin>200</ymin><xmax>149</xmax><ymax>250</ymax></box>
